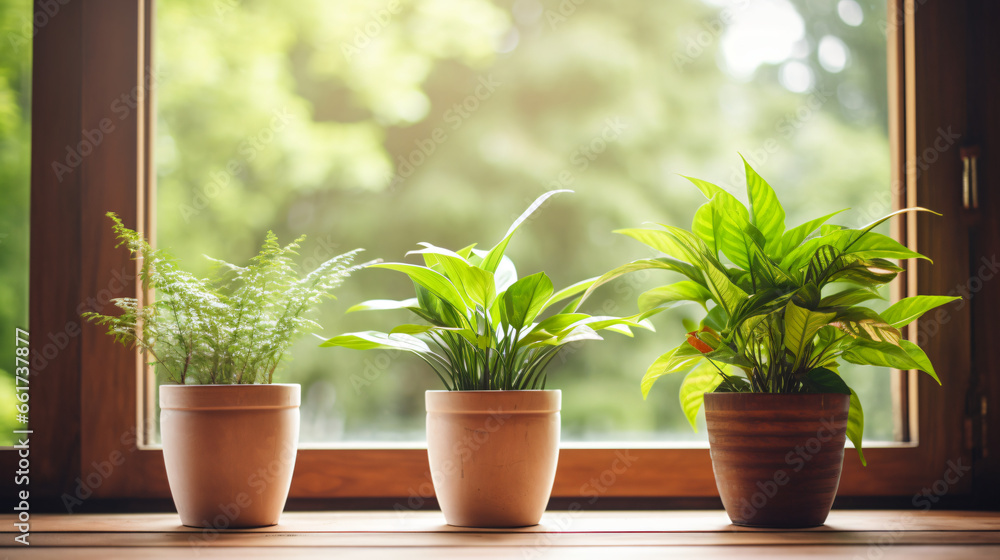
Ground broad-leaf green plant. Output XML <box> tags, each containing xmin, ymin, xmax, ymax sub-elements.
<box><xmin>583</xmin><ymin>157</ymin><xmax>959</xmax><ymax>465</ymax></box>
<box><xmin>83</xmin><ymin>213</ymin><xmax>364</xmax><ymax>385</ymax></box>
<box><xmin>321</xmin><ymin>190</ymin><xmax>653</xmax><ymax>391</ymax></box>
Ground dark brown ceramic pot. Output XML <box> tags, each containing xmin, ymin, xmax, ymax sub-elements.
<box><xmin>703</xmin><ymin>392</ymin><xmax>850</xmax><ymax>528</ymax></box>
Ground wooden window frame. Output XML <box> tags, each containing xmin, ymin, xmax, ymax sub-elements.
<box><xmin>7</xmin><ymin>0</ymin><xmax>986</xmax><ymax>506</ymax></box>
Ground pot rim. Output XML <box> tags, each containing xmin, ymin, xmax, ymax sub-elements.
<box><xmin>425</xmin><ymin>389</ymin><xmax>560</xmax><ymax>393</ymax></box>
<box><xmin>160</xmin><ymin>383</ymin><xmax>301</xmax><ymax>410</ymax></box>
<box><xmin>703</xmin><ymin>391</ymin><xmax>850</xmax><ymax>413</ymax></box>
<box><xmin>426</xmin><ymin>389</ymin><xmax>561</xmax><ymax>413</ymax></box>
<box><xmin>704</xmin><ymin>392</ymin><xmax>850</xmax><ymax>397</ymax></box>
<box><xmin>160</xmin><ymin>383</ymin><xmax>301</xmax><ymax>387</ymax></box>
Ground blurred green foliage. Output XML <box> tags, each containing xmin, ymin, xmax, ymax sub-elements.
<box><xmin>0</xmin><ymin>0</ymin><xmax>896</xmax><ymax>446</ymax></box>
<box><xmin>0</xmin><ymin>0</ymin><xmax>31</xmax><ymax>446</ymax></box>
<box><xmin>154</xmin><ymin>0</ymin><xmax>895</xmax><ymax>443</ymax></box>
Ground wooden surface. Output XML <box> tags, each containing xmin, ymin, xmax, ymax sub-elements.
<box><xmin>1</xmin><ymin>510</ymin><xmax>998</xmax><ymax>559</ymax></box>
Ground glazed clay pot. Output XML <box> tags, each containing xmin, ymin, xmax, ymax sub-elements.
<box><xmin>426</xmin><ymin>390</ymin><xmax>561</xmax><ymax>528</ymax></box>
<box><xmin>160</xmin><ymin>384</ymin><xmax>300</xmax><ymax>528</ymax></box>
<box><xmin>704</xmin><ymin>392</ymin><xmax>850</xmax><ymax>528</ymax></box>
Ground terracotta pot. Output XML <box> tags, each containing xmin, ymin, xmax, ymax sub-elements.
<box><xmin>160</xmin><ymin>384</ymin><xmax>300</xmax><ymax>528</ymax></box>
<box><xmin>704</xmin><ymin>392</ymin><xmax>850</xmax><ymax>528</ymax></box>
<box><xmin>426</xmin><ymin>390</ymin><xmax>561</xmax><ymax>527</ymax></box>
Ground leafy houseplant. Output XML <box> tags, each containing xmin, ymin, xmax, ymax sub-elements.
<box><xmin>585</xmin><ymin>158</ymin><xmax>959</xmax><ymax>527</ymax></box>
<box><xmin>322</xmin><ymin>190</ymin><xmax>650</xmax><ymax>527</ymax></box>
<box><xmin>83</xmin><ymin>213</ymin><xmax>363</xmax><ymax>528</ymax></box>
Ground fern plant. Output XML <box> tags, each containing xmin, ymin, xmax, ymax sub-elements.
<box><xmin>83</xmin><ymin>213</ymin><xmax>364</xmax><ymax>385</ymax></box>
<box><xmin>321</xmin><ymin>191</ymin><xmax>652</xmax><ymax>391</ymax></box>
<box><xmin>584</xmin><ymin>157</ymin><xmax>959</xmax><ymax>464</ymax></box>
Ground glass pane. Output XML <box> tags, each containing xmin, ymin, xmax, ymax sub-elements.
<box><xmin>0</xmin><ymin>0</ymin><xmax>33</xmax><ymax>446</ymax></box>
<box><xmin>155</xmin><ymin>0</ymin><xmax>894</xmax><ymax>443</ymax></box>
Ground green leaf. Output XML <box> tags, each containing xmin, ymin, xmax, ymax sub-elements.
<box><xmin>472</xmin><ymin>249</ymin><xmax>518</xmax><ymax>292</ymax></box>
<box><xmin>346</xmin><ymin>298</ymin><xmax>419</xmax><ymax>313</ymax></box>
<box><xmin>692</xmin><ymin>201</ymin><xmax>725</xmax><ymax>257</ymax></box>
<box><xmin>852</xmin><ymin>207</ymin><xmax>938</xmax><ymax>242</ymax></box>
<box><xmin>581</xmin><ymin>257</ymin><xmax>704</xmax><ymax>303</ymax></box>
<box><xmin>542</xmin><ymin>277</ymin><xmax>598</xmax><ymax>313</ymax></box>
<box><xmin>708</xmin><ymin>192</ymin><xmax>754</xmax><ymax>269</ymax></box>
<box><xmin>500</xmin><ymin>271</ymin><xmax>554</xmax><ymax>330</ymax></box>
<box><xmin>481</xmin><ymin>189</ymin><xmax>571</xmax><ymax>273</ymax></box>
<box><xmin>801</xmin><ymin>367</ymin><xmax>850</xmax><ymax>394</ymax></box>
<box><xmin>772</xmin><ymin>210</ymin><xmax>846</xmax><ymax>260</ymax></box>
<box><xmin>842</xmin><ymin>340</ymin><xmax>920</xmax><ymax>370</ymax></box>
<box><xmin>409</xmin><ymin>285</ymin><xmax>456</xmax><ymax>328</ymax></box>
<box><xmin>532</xmin><ymin>313</ymin><xmax>590</xmax><ymax>334</ymax></box>
<box><xmin>411</xmin><ymin>248</ymin><xmax>497</xmax><ymax>309</ymax></box>
<box><xmin>742</xmin><ymin>156</ymin><xmax>785</xmax><ymax>250</ymax></box>
<box><xmin>679</xmin><ymin>363</ymin><xmax>725</xmax><ymax>431</ymax></box>
<box><xmin>371</xmin><ymin>263</ymin><xmax>468</xmax><ymax>317</ymax></box>
<box><xmin>681</xmin><ymin>175</ymin><xmax>725</xmax><ymax>199</ymax></box>
<box><xmin>638</xmin><ymin>281</ymin><xmax>713</xmax><ymax>314</ymax></box>
<box><xmin>319</xmin><ymin>330</ymin><xmax>432</xmax><ymax>354</ymax></box>
<box><xmin>830</xmin><ymin>307</ymin><xmax>902</xmax><ymax>346</ymax></box>
<box><xmin>880</xmin><ymin>295</ymin><xmax>961</xmax><ymax>328</ymax></box>
<box><xmin>701</xmin><ymin>304</ymin><xmax>728</xmax><ymax>332</ymax></box>
<box><xmin>716</xmin><ymin>375</ymin><xmax>752</xmax><ymax>392</ymax></box>
<box><xmin>784</xmin><ymin>301</ymin><xmax>836</xmax><ymax>364</ymax></box>
<box><xmin>641</xmin><ymin>343</ymin><xmax>703</xmax><ymax>398</ymax></box>
<box><xmin>900</xmin><ymin>340</ymin><xmax>941</xmax><ymax>384</ymax></box>
<box><xmin>848</xmin><ymin>388</ymin><xmax>866</xmax><ymax>466</ymax></box>
<box><xmin>826</xmin><ymin>257</ymin><xmax>902</xmax><ymax>286</ymax></box>
<box><xmin>388</xmin><ymin>324</ymin><xmax>463</xmax><ymax>336</ymax></box>
<box><xmin>836</xmin><ymin>231</ymin><xmax>925</xmax><ymax>261</ymax></box>
<box><xmin>615</xmin><ymin>228</ymin><xmax>699</xmax><ymax>264</ymax></box>
<box><xmin>819</xmin><ymin>287</ymin><xmax>883</xmax><ymax>308</ymax></box>
<box><xmin>699</xmin><ymin>253</ymin><xmax>748</xmax><ymax>318</ymax></box>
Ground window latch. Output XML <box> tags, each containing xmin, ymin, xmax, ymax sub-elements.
<box><xmin>961</xmin><ymin>145</ymin><xmax>981</xmax><ymax>209</ymax></box>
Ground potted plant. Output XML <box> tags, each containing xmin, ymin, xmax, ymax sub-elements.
<box><xmin>321</xmin><ymin>190</ymin><xmax>651</xmax><ymax>527</ymax></box>
<box><xmin>83</xmin><ymin>213</ymin><xmax>363</xmax><ymax>528</ymax></box>
<box><xmin>583</xmin><ymin>158</ymin><xmax>959</xmax><ymax>528</ymax></box>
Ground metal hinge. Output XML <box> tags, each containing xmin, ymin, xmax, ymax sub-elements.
<box><xmin>961</xmin><ymin>145</ymin><xmax>981</xmax><ymax>209</ymax></box>
<box><xmin>965</xmin><ymin>393</ymin><xmax>988</xmax><ymax>458</ymax></box>
<box><xmin>981</xmin><ymin>395</ymin><xmax>989</xmax><ymax>458</ymax></box>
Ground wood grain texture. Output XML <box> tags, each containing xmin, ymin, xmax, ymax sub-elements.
<box><xmin>0</xmin><ymin>511</ymin><xmax>998</xmax><ymax>559</ymax></box>
<box><xmin>4</xmin><ymin>0</ymin><xmax>997</xmax><ymax>508</ymax></box>
<box><xmin>905</xmin><ymin>0</ymin><xmax>975</xmax><ymax>494</ymax></box>
<box><xmin>20</xmin><ymin>0</ymin><xmax>85</xmax><ymax>501</ymax></box>
<box><xmin>966</xmin><ymin>0</ymin><xmax>1000</xmax><ymax>505</ymax></box>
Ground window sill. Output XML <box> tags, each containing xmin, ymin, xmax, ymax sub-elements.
<box><xmin>12</xmin><ymin>510</ymin><xmax>999</xmax><ymax>558</ymax></box>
